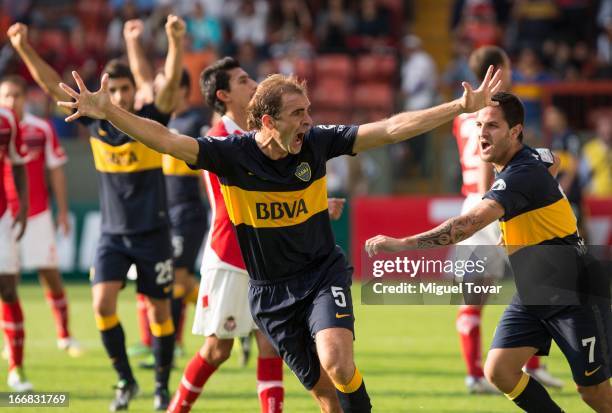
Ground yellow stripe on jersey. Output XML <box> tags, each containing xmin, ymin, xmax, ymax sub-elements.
<box><xmin>512</xmin><ymin>84</ymin><xmax>542</xmax><ymax>100</ymax></box>
<box><xmin>220</xmin><ymin>176</ymin><xmax>328</xmax><ymax>228</ymax></box>
<box><xmin>556</xmin><ymin>151</ymin><xmax>576</xmax><ymax>173</ymax></box>
<box><xmin>90</xmin><ymin>137</ymin><xmax>162</xmax><ymax>173</ymax></box>
<box><xmin>162</xmin><ymin>154</ymin><xmax>200</xmax><ymax>176</ymax></box>
<box><xmin>501</xmin><ymin>197</ymin><xmax>577</xmax><ymax>247</ymax></box>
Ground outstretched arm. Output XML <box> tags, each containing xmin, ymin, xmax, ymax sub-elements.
<box><xmin>154</xmin><ymin>15</ymin><xmax>186</xmax><ymax>113</ymax></box>
<box><xmin>124</xmin><ymin>19</ymin><xmax>155</xmax><ymax>106</ymax></box>
<box><xmin>365</xmin><ymin>198</ymin><xmax>504</xmax><ymax>257</ymax></box>
<box><xmin>7</xmin><ymin>23</ymin><xmax>71</xmax><ymax>110</ymax></box>
<box><xmin>58</xmin><ymin>71</ymin><xmax>199</xmax><ymax>164</ymax></box>
<box><xmin>353</xmin><ymin>66</ymin><xmax>503</xmax><ymax>153</ymax></box>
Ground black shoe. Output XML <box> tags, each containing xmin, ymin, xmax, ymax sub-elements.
<box><xmin>109</xmin><ymin>379</ymin><xmax>139</xmax><ymax>411</ymax></box>
<box><xmin>154</xmin><ymin>387</ymin><xmax>170</xmax><ymax>411</ymax></box>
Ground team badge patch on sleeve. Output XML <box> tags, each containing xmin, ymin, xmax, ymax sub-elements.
<box><xmin>491</xmin><ymin>179</ymin><xmax>506</xmax><ymax>191</ymax></box>
<box><xmin>295</xmin><ymin>162</ymin><xmax>312</xmax><ymax>182</ymax></box>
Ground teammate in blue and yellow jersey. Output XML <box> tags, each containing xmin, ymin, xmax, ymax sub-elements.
<box><xmin>121</xmin><ymin>17</ymin><xmax>212</xmax><ymax>364</ymax></box>
<box><xmin>367</xmin><ymin>92</ymin><xmax>611</xmax><ymax>412</ymax></box>
<box><xmin>8</xmin><ymin>16</ymin><xmax>186</xmax><ymax>411</ymax></box>
<box><xmin>58</xmin><ymin>63</ymin><xmax>503</xmax><ymax>412</ymax></box>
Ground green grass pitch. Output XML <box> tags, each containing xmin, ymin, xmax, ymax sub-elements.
<box><xmin>0</xmin><ymin>282</ymin><xmax>588</xmax><ymax>412</ymax></box>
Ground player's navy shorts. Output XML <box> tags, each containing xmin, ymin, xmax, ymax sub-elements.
<box><xmin>249</xmin><ymin>249</ymin><xmax>355</xmax><ymax>390</ymax></box>
<box><xmin>491</xmin><ymin>296</ymin><xmax>612</xmax><ymax>386</ymax></box>
<box><xmin>92</xmin><ymin>226</ymin><xmax>174</xmax><ymax>299</ymax></box>
<box><xmin>169</xmin><ymin>203</ymin><xmax>207</xmax><ymax>272</ymax></box>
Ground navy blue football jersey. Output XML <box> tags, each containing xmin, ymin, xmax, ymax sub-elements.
<box><xmin>189</xmin><ymin>124</ymin><xmax>358</xmax><ymax>281</ymax></box>
<box><xmin>81</xmin><ymin>103</ymin><xmax>171</xmax><ymax>234</ymax></box>
<box><xmin>484</xmin><ymin>145</ymin><xmax>580</xmax><ymax>248</ymax></box>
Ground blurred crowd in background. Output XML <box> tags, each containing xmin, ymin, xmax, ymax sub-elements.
<box><xmin>0</xmin><ymin>0</ymin><xmax>610</xmax><ymax>199</ymax></box>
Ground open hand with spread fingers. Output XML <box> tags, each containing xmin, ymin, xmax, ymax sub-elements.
<box><xmin>365</xmin><ymin>235</ymin><xmax>407</xmax><ymax>258</ymax></box>
<box><xmin>57</xmin><ymin>71</ymin><xmax>111</xmax><ymax>122</ymax></box>
<box><xmin>460</xmin><ymin>65</ymin><xmax>504</xmax><ymax>113</ymax></box>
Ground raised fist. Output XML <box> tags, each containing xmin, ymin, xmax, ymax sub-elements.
<box><xmin>165</xmin><ymin>14</ymin><xmax>186</xmax><ymax>40</ymax></box>
<box><xmin>123</xmin><ymin>19</ymin><xmax>145</xmax><ymax>41</ymax></box>
<box><xmin>7</xmin><ymin>23</ymin><xmax>29</xmax><ymax>49</ymax></box>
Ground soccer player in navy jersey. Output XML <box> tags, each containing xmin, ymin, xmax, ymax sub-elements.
<box><xmin>367</xmin><ymin>92</ymin><xmax>611</xmax><ymax>412</ymax></box>
<box><xmin>122</xmin><ymin>18</ymin><xmax>209</xmax><ymax>364</ymax></box>
<box><xmin>9</xmin><ymin>17</ymin><xmax>185</xmax><ymax>411</ymax></box>
<box><xmin>57</xmin><ymin>64</ymin><xmax>502</xmax><ymax>412</ymax></box>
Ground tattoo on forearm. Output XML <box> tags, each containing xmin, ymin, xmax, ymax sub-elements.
<box><xmin>415</xmin><ymin>215</ymin><xmax>483</xmax><ymax>249</ymax></box>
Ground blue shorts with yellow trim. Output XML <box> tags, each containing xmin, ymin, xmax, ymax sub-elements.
<box><xmin>92</xmin><ymin>227</ymin><xmax>174</xmax><ymax>299</ymax></box>
<box><xmin>248</xmin><ymin>251</ymin><xmax>355</xmax><ymax>390</ymax></box>
<box><xmin>491</xmin><ymin>297</ymin><xmax>612</xmax><ymax>386</ymax></box>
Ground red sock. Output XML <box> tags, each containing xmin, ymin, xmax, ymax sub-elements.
<box><xmin>136</xmin><ymin>294</ymin><xmax>152</xmax><ymax>347</ymax></box>
<box><xmin>45</xmin><ymin>291</ymin><xmax>70</xmax><ymax>339</ymax></box>
<box><xmin>167</xmin><ymin>352</ymin><xmax>217</xmax><ymax>413</ymax></box>
<box><xmin>175</xmin><ymin>300</ymin><xmax>186</xmax><ymax>345</ymax></box>
<box><xmin>2</xmin><ymin>301</ymin><xmax>24</xmax><ymax>371</ymax></box>
<box><xmin>456</xmin><ymin>306</ymin><xmax>483</xmax><ymax>377</ymax></box>
<box><xmin>525</xmin><ymin>356</ymin><xmax>540</xmax><ymax>370</ymax></box>
<box><xmin>257</xmin><ymin>357</ymin><xmax>284</xmax><ymax>413</ymax></box>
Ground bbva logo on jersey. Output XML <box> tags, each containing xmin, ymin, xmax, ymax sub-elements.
<box><xmin>295</xmin><ymin>162</ymin><xmax>311</xmax><ymax>182</ymax></box>
<box><xmin>491</xmin><ymin>179</ymin><xmax>506</xmax><ymax>191</ymax></box>
<box><xmin>256</xmin><ymin>199</ymin><xmax>309</xmax><ymax>220</ymax></box>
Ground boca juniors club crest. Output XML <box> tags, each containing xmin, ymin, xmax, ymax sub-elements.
<box><xmin>295</xmin><ymin>162</ymin><xmax>311</xmax><ymax>182</ymax></box>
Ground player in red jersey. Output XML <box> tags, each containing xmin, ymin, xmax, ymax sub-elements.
<box><xmin>0</xmin><ymin>105</ymin><xmax>30</xmax><ymax>391</ymax></box>
<box><xmin>453</xmin><ymin>46</ymin><xmax>562</xmax><ymax>393</ymax></box>
<box><xmin>0</xmin><ymin>75</ymin><xmax>82</xmax><ymax>358</ymax></box>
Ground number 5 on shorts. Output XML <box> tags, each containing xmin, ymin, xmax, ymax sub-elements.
<box><xmin>331</xmin><ymin>286</ymin><xmax>346</xmax><ymax>307</ymax></box>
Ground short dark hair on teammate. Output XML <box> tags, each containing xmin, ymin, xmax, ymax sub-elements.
<box><xmin>200</xmin><ymin>57</ymin><xmax>241</xmax><ymax>114</ymax></box>
<box><xmin>469</xmin><ymin>46</ymin><xmax>509</xmax><ymax>82</ymax></box>
<box><xmin>492</xmin><ymin>92</ymin><xmax>524</xmax><ymax>142</ymax></box>
<box><xmin>247</xmin><ymin>74</ymin><xmax>307</xmax><ymax>130</ymax></box>
<box><xmin>179</xmin><ymin>68</ymin><xmax>191</xmax><ymax>90</ymax></box>
<box><xmin>0</xmin><ymin>74</ymin><xmax>27</xmax><ymax>94</ymax></box>
<box><xmin>102</xmin><ymin>59</ymin><xmax>135</xmax><ymax>86</ymax></box>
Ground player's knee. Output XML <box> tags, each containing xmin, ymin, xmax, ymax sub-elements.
<box><xmin>201</xmin><ymin>339</ymin><xmax>232</xmax><ymax>366</ymax></box>
<box><xmin>577</xmin><ymin>382</ymin><xmax>612</xmax><ymax>407</ymax></box>
<box><xmin>483</xmin><ymin>358</ymin><xmax>504</xmax><ymax>387</ymax></box>
<box><xmin>321</xmin><ymin>359</ymin><xmax>354</xmax><ymax>385</ymax></box>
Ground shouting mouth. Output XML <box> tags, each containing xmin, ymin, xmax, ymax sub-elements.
<box><xmin>480</xmin><ymin>140</ymin><xmax>492</xmax><ymax>154</ymax></box>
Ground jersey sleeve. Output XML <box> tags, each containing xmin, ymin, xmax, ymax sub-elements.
<box><xmin>44</xmin><ymin>120</ymin><xmax>68</xmax><ymax>169</ymax></box>
<box><xmin>483</xmin><ymin>170</ymin><xmax>531</xmax><ymax>219</ymax></box>
<box><xmin>534</xmin><ymin>147</ymin><xmax>554</xmax><ymax>168</ymax></box>
<box><xmin>141</xmin><ymin>103</ymin><xmax>172</xmax><ymax>126</ymax></box>
<box><xmin>188</xmin><ymin>135</ymin><xmax>235</xmax><ymax>177</ymax></box>
<box><xmin>309</xmin><ymin>124</ymin><xmax>358</xmax><ymax>160</ymax></box>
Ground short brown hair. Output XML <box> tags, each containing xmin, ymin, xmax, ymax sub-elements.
<box><xmin>102</xmin><ymin>59</ymin><xmax>135</xmax><ymax>86</ymax></box>
<box><xmin>0</xmin><ymin>75</ymin><xmax>27</xmax><ymax>94</ymax></box>
<box><xmin>492</xmin><ymin>92</ymin><xmax>524</xmax><ymax>142</ymax></box>
<box><xmin>469</xmin><ymin>46</ymin><xmax>509</xmax><ymax>82</ymax></box>
<box><xmin>247</xmin><ymin>74</ymin><xmax>307</xmax><ymax>130</ymax></box>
